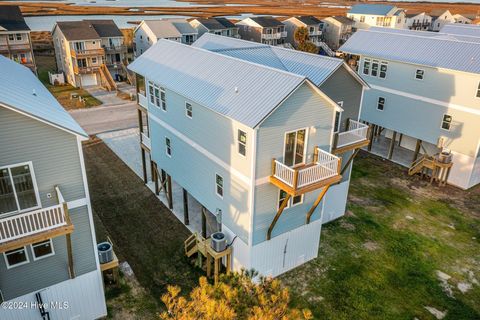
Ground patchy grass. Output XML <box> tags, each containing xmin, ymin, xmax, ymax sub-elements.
<box><xmin>83</xmin><ymin>139</ymin><xmax>203</xmax><ymax>318</ymax></box>
<box><xmin>36</xmin><ymin>55</ymin><xmax>102</xmax><ymax>110</ymax></box>
<box><xmin>281</xmin><ymin>152</ymin><xmax>480</xmax><ymax>320</ymax></box>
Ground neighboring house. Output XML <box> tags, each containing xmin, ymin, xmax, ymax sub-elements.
<box><xmin>430</xmin><ymin>10</ymin><xmax>456</xmax><ymax>31</ymax></box>
<box><xmin>321</xmin><ymin>16</ymin><xmax>355</xmax><ymax>51</ymax></box>
<box><xmin>453</xmin><ymin>14</ymin><xmax>472</xmax><ymax>24</ymax></box>
<box><xmin>405</xmin><ymin>12</ymin><xmax>432</xmax><ymax>30</ymax></box>
<box><xmin>130</xmin><ymin>34</ymin><xmax>369</xmax><ymax>277</ymax></box>
<box><xmin>283</xmin><ymin>16</ymin><xmax>323</xmax><ymax>47</ymax></box>
<box><xmin>347</xmin><ymin>4</ymin><xmax>407</xmax><ymax>29</ymax></box>
<box><xmin>0</xmin><ymin>56</ymin><xmax>107</xmax><ymax>319</ymax></box>
<box><xmin>52</xmin><ymin>20</ymin><xmax>127</xmax><ymax>88</ymax></box>
<box><xmin>235</xmin><ymin>16</ymin><xmax>287</xmax><ymax>46</ymax></box>
<box><xmin>189</xmin><ymin>17</ymin><xmax>239</xmax><ymax>38</ymax></box>
<box><xmin>0</xmin><ymin>6</ymin><xmax>36</xmax><ymax>73</ymax></box>
<box><xmin>339</xmin><ymin>27</ymin><xmax>480</xmax><ymax>189</ymax></box>
<box><xmin>133</xmin><ymin>19</ymin><xmax>198</xmax><ymax>57</ymax></box>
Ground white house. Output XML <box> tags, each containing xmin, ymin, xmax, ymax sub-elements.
<box><xmin>430</xmin><ymin>10</ymin><xmax>456</xmax><ymax>31</ymax></box>
<box><xmin>405</xmin><ymin>12</ymin><xmax>432</xmax><ymax>31</ymax></box>
<box><xmin>347</xmin><ymin>4</ymin><xmax>406</xmax><ymax>30</ymax></box>
<box><xmin>133</xmin><ymin>19</ymin><xmax>198</xmax><ymax>57</ymax></box>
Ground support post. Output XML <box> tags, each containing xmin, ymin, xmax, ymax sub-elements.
<box><xmin>387</xmin><ymin>131</ymin><xmax>397</xmax><ymax>160</ymax></box>
<box><xmin>306</xmin><ymin>185</ymin><xmax>331</xmax><ymax>224</ymax></box>
<box><xmin>66</xmin><ymin>234</ymin><xmax>75</xmax><ymax>279</ymax></box>
<box><xmin>201</xmin><ymin>206</ymin><xmax>207</xmax><ymax>238</ymax></box>
<box><xmin>183</xmin><ymin>188</ymin><xmax>190</xmax><ymax>225</ymax></box>
<box><xmin>398</xmin><ymin>133</ymin><xmax>403</xmax><ymax>146</ymax></box>
<box><xmin>141</xmin><ymin>148</ymin><xmax>147</xmax><ymax>183</ymax></box>
<box><xmin>367</xmin><ymin>125</ymin><xmax>374</xmax><ymax>151</ymax></box>
<box><xmin>413</xmin><ymin>139</ymin><xmax>422</xmax><ymax>162</ymax></box>
<box><xmin>153</xmin><ymin>163</ymin><xmax>159</xmax><ymax>196</ymax></box>
<box><xmin>267</xmin><ymin>194</ymin><xmax>291</xmax><ymax>240</ymax></box>
<box><xmin>167</xmin><ymin>175</ymin><xmax>173</xmax><ymax>210</ymax></box>
<box><xmin>340</xmin><ymin>149</ymin><xmax>360</xmax><ymax>176</ymax></box>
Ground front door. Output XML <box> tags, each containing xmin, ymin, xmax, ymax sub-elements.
<box><xmin>284</xmin><ymin>129</ymin><xmax>307</xmax><ymax>167</ymax></box>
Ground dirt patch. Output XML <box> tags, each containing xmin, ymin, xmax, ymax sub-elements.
<box><xmin>362</xmin><ymin>241</ymin><xmax>379</xmax><ymax>251</ymax></box>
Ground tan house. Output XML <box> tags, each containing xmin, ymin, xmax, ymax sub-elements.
<box><xmin>0</xmin><ymin>6</ymin><xmax>36</xmax><ymax>73</ymax></box>
<box><xmin>52</xmin><ymin>20</ymin><xmax>128</xmax><ymax>89</ymax></box>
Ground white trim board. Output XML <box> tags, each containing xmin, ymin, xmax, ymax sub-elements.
<box><xmin>370</xmin><ymin>84</ymin><xmax>480</xmax><ymax>116</ymax></box>
<box><xmin>149</xmin><ymin>113</ymin><xmax>251</xmax><ymax>186</ymax></box>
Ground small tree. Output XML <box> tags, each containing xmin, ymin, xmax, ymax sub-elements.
<box><xmin>294</xmin><ymin>27</ymin><xmax>319</xmax><ymax>54</ymax></box>
<box><xmin>160</xmin><ymin>270</ymin><xmax>313</xmax><ymax>320</ymax></box>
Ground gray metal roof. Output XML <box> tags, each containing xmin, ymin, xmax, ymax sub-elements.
<box><xmin>128</xmin><ymin>40</ymin><xmax>307</xmax><ymax>128</ymax></box>
<box><xmin>0</xmin><ymin>56</ymin><xmax>87</xmax><ymax>137</ymax></box>
<box><xmin>339</xmin><ymin>28</ymin><xmax>480</xmax><ymax>74</ymax></box>
<box><xmin>348</xmin><ymin>4</ymin><xmax>396</xmax><ymax>16</ymax></box>
<box><xmin>368</xmin><ymin>26</ymin><xmax>480</xmax><ymax>44</ymax></box>
<box><xmin>440</xmin><ymin>24</ymin><xmax>480</xmax><ymax>38</ymax></box>
<box><xmin>193</xmin><ymin>33</ymin><xmax>358</xmax><ymax>87</ymax></box>
<box><xmin>142</xmin><ymin>19</ymin><xmax>197</xmax><ymax>39</ymax></box>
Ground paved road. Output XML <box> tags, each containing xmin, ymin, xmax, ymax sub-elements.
<box><xmin>70</xmin><ymin>102</ymin><xmax>138</xmax><ymax>135</ymax></box>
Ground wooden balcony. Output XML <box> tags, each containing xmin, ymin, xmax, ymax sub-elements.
<box><xmin>0</xmin><ymin>43</ymin><xmax>31</xmax><ymax>53</ymax></box>
<box><xmin>73</xmin><ymin>65</ymin><xmax>100</xmax><ymax>74</ymax></box>
<box><xmin>332</xmin><ymin>120</ymin><xmax>370</xmax><ymax>154</ymax></box>
<box><xmin>0</xmin><ymin>187</ymin><xmax>74</xmax><ymax>253</ymax></box>
<box><xmin>70</xmin><ymin>48</ymin><xmax>105</xmax><ymax>58</ymax></box>
<box><xmin>104</xmin><ymin>45</ymin><xmax>127</xmax><ymax>54</ymax></box>
<box><xmin>270</xmin><ymin>147</ymin><xmax>342</xmax><ymax>196</ymax></box>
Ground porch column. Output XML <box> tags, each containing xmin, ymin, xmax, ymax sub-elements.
<box><xmin>413</xmin><ymin>139</ymin><xmax>422</xmax><ymax>162</ymax></box>
<box><xmin>167</xmin><ymin>175</ymin><xmax>173</xmax><ymax>210</ymax></box>
<box><xmin>66</xmin><ymin>234</ymin><xmax>75</xmax><ymax>279</ymax></box>
<box><xmin>201</xmin><ymin>206</ymin><xmax>207</xmax><ymax>238</ymax></box>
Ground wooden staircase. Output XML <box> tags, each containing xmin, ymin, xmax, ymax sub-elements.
<box><xmin>121</xmin><ymin>61</ymin><xmax>135</xmax><ymax>85</ymax></box>
<box><xmin>99</xmin><ymin>64</ymin><xmax>117</xmax><ymax>91</ymax></box>
<box><xmin>408</xmin><ymin>153</ymin><xmax>453</xmax><ymax>186</ymax></box>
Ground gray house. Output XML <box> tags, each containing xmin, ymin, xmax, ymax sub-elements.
<box><xmin>189</xmin><ymin>17</ymin><xmax>240</xmax><ymax>38</ymax></box>
<box><xmin>0</xmin><ymin>56</ymin><xmax>107</xmax><ymax>319</ymax></box>
<box><xmin>130</xmin><ymin>34</ymin><xmax>368</xmax><ymax>277</ymax></box>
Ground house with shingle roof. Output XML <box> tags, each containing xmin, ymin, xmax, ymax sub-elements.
<box><xmin>189</xmin><ymin>17</ymin><xmax>239</xmax><ymax>38</ymax></box>
<box><xmin>0</xmin><ymin>55</ymin><xmax>107</xmax><ymax>319</ymax></box>
<box><xmin>235</xmin><ymin>16</ymin><xmax>288</xmax><ymax>46</ymax></box>
<box><xmin>52</xmin><ymin>20</ymin><xmax>127</xmax><ymax>88</ymax></box>
<box><xmin>347</xmin><ymin>4</ymin><xmax>406</xmax><ymax>30</ymax></box>
<box><xmin>339</xmin><ymin>27</ymin><xmax>480</xmax><ymax>189</ymax></box>
<box><xmin>128</xmin><ymin>35</ymin><xmax>369</xmax><ymax>277</ymax></box>
<box><xmin>0</xmin><ymin>5</ymin><xmax>36</xmax><ymax>73</ymax></box>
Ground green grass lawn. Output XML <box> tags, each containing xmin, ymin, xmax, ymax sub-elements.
<box><xmin>36</xmin><ymin>55</ymin><xmax>102</xmax><ymax>110</ymax></box>
<box><xmin>281</xmin><ymin>152</ymin><xmax>480</xmax><ymax>320</ymax></box>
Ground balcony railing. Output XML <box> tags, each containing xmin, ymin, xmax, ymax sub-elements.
<box><xmin>333</xmin><ymin>120</ymin><xmax>369</xmax><ymax>153</ymax></box>
<box><xmin>138</xmin><ymin>92</ymin><xmax>147</xmax><ymax>108</ymax></box>
<box><xmin>270</xmin><ymin>148</ymin><xmax>341</xmax><ymax>195</ymax></box>
<box><xmin>0</xmin><ymin>186</ymin><xmax>73</xmax><ymax>252</ymax></box>
<box><xmin>262</xmin><ymin>33</ymin><xmax>281</xmax><ymax>40</ymax></box>
<box><xmin>309</xmin><ymin>30</ymin><xmax>322</xmax><ymax>36</ymax></box>
<box><xmin>141</xmin><ymin>132</ymin><xmax>151</xmax><ymax>149</ymax></box>
<box><xmin>280</xmin><ymin>31</ymin><xmax>288</xmax><ymax>38</ymax></box>
<box><xmin>73</xmin><ymin>65</ymin><xmax>100</xmax><ymax>74</ymax></box>
<box><xmin>70</xmin><ymin>48</ymin><xmax>105</xmax><ymax>58</ymax></box>
<box><xmin>104</xmin><ymin>45</ymin><xmax>127</xmax><ymax>53</ymax></box>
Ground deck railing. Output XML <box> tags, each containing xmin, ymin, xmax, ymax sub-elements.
<box><xmin>70</xmin><ymin>48</ymin><xmax>105</xmax><ymax>57</ymax></box>
<box><xmin>138</xmin><ymin>92</ymin><xmax>147</xmax><ymax>108</ymax></box>
<box><xmin>141</xmin><ymin>132</ymin><xmax>151</xmax><ymax>149</ymax></box>
<box><xmin>336</xmin><ymin>120</ymin><xmax>369</xmax><ymax>149</ymax></box>
<box><xmin>272</xmin><ymin>148</ymin><xmax>340</xmax><ymax>189</ymax></box>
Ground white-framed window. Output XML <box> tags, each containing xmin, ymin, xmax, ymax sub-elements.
<box><xmin>284</xmin><ymin>128</ymin><xmax>308</xmax><ymax>167</ymax></box>
<box><xmin>4</xmin><ymin>247</ymin><xmax>29</xmax><ymax>269</ymax></box>
<box><xmin>160</xmin><ymin>88</ymin><xmax>167</xmax><ymax>111</ymax></box>
<box><xmin>31</xmin><ymin>239</ymin><xmax>55</xmax><ymax>261</ymax></box>
<box><xmin>363</xmin><ymin>58</ymin><xmax>371</xmax><ymax>75</ymax></box>
<box><xmin>379</xmin><ymin>62</ymin><xmax>388</xmax><ymax>79</ymax></box>
<box><xmin>415</xmin><ymin>69</ymin><xmax>424</xmax><ymax>80</ymax></box>
<box><xmin>377</xmin><ymin>97</ymin><xmax>385</xmax><ymax>111</ymax></box>
<box><xmin>148</xmin><ymin>81</ymin><xmax>155</xmax><ymax>104</ymax></box>
<box><xmin>441</xmin><ymin>114</ymin><xmax>452</xmax><ymax>131</ymax></box>
<box><xmin>165</xmin><ymin>137</ymin><xmax>172</xmax><ymax>157</ymax></box>
<box><xmin>334</xmin><ymin>101</ymin><xmax>343</xmax><ymax>133</ymax></box>
<box><xmin>154</xmin><ymin>86</ymin><xmax>160</xmax><ymax>107</ymax></box>
<box><xmin>185</xmin><ymin>102</ymin><xmax>193</xmax><ymax>118</ymax></box>
<box><xmin>291</xmin><ymin>194</ymin><xmax>303</xmax><ymax>207</ymax></box>
<box><xmin>16</xmin><ymin>34</ymin><xmax>22</xmax><ymax>41</ymax></box>
<box><xmin>92</xmin><ymin>57</ymin><xmax>97</xmax><ymax>64</ymax></box>
<box><xmin>215</xmin><ymin>174</ymin><xmax>224</xmax><ymax>198</ymax></box>
<box><xmin>8</xmin><ymin>34</ymin><xmax>14</xmax><ymax>41</ymax></box>
<box><xmin>476</xmin><ymin>82</ymin><xmax>480</xmax><ymax>98</ymax></box>
<box><xmin>238</xmin><ymin>130</ymin><xmax>247</xmax><ymax>157</ymax></box>
<box><xmin>277</xmin><ymin>190</ymin><xmax>303</xmax><ymax>209</ymax></box>
<box><xmin>371</xmin><ymin>60</ymin><xmax>379</xmax><ymax>77</ymax></box>
<box><xmin>0</xmin><ymin>162</ymin><xmax>40</xmax><ymax>215</ymax></box>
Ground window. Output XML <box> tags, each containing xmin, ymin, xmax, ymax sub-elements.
<box><xmin>92</xmin><ymin>57</ymin><xmax>97</xmax><ymax>64</ymax></box>
<box><xmin>160</xmin><ymin>88</ymin><xmax>167</xmax><ymax>111</ymax></box>
<box><xmin>165</xmin><ymin>137</ymin><xmax>172</xmax><ymax>157</ymax></box>
<box><xmin>360</xmin><ymin>16</ymin><xmax>365</xmax><ymax>23</ymax></box>
<box><xmin>148</xmin><ymin>81</ymin><xmax>154</xmax><ymax>104</ymax></box>
<box><xmin>238</xmin><ymin>130</ymin><xmax>247</xmax><ymax>156</ymax></box>
<box><xmin>215</xmin><ymin>174</ymin><xmax>224</xmax><ymax>198</ymax></box>
<box><xmin>0</xmin><ymin>163</ymin><xmax>39</xmax><ymax>215</ymax></box>
<box><xmin>8</xmin><ymin>34</ymin><xmax>14</xmax><ymax>41</ymax></box>
<box><xmin>379</xmin><ymin>62</ymin><xmax>388</xmax><ymax>79</ymax></box>
<box><xmin>415</xmin><ymin>69</ymin><xmax>424</xmax><ymax>80</ymax></box>
<box><xmin>371</xmin><ymin>60</ymin><xmax>379</xmax><ymax>77</ymax></box>
<box><xmin>16</xmin><ymin>34</ymin><xmax>22</xmax><ymax>41</ymax></box>
<box><xmin>154</xmin><ymin>86</ymin><xmax>160</xmax><ymax>107</ymax></box>
<box><xmin>284</xmin><ymin>129</ymin><xmax>307</xmax><ymax>167</ymax></box>
<box><xmin>334</xmin><ymin>111</ymin><xmax>342</xmax><ymax>133</ymax></box>
<box><xmin>185</xmin><ymin>102</ymin><xmax>193</xmax><ymax>118</ymax></box>
<box><xmin>277</xmin><ymin>190</ymin><xmax>303</xmax><ymax>209</ymax></box>
<box><xmin>377</xmin><ymin>97</ymin><xmax>385</xmax><ymax>111</ymax></box>
<box><xmin>278</xmin><ymin>190</ymin><xmax>290</xmax><ymax>209</ymax></box>
<box><xmin>476</xmin><ymin>82</ymin><xmax>480</xmax><ymax>98</ymax></box>
<box><xmin>363</xmin><ymin>58</ymin><xmax>371</xmax><ymax>75</ymax></box>
<box><xmin>31</xmin><ymin>239</ymin><xmax>54</xmax><ymax>261</ymax></box>
<box><xmin>4</xmin><ymin>247</ymin><xmax>29</xmax><ymax>269</ymax></box>
<box><xmin>292</xmin><ymin>194</ymin><xmax>303</xmax><ymax>206</ymax></box>
<box><xmin>441</xmin><ymin>114</ymin><xmax>452</xmax><ymax>130</ymax></box>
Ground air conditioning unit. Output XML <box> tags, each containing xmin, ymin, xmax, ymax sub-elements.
<box><xmin>211</xmin><ymin>232</ymin><xmax>227</xmax><ymax>252</ymax></box>
<box><xmin>98</xmin><ymin>242</ymin><xmax>114</xmax><ymax>264</ymax></box>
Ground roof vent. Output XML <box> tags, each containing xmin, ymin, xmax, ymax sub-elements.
<box><xmin>32</xmin><ymin>89</ymin><xmax>37</xmax><ymax>96</ymax></box>
<box><xmin>234</xmin><ymin>87</ymin><xmax>239</xmax><ymax>93</ymax></box>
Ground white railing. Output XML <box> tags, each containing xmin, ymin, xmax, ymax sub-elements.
<box><xmin>138</xmin><ymin>92</ymin><xmax>147</xmax><ymax>108</ymax></box>
<box><xmin>280</xmin><ymin>31</ymin><xmax>288</xmax><ymax>38</ymax></box>
<box><xmin>309</xmin><ymin>30</ymin><xmax>322</xmax><ymax>36</ymax></box>
<box><xmin>0</xmin><ymin>204</ymin><xmax>68</xmax><ymax>244</ymax></box>
<box><xmin>273</xmin><ymin>148</ymin><xmax>340</xmax><ymax>189</ymax></box>
<box><xmin>336</xmin><ymin>120</ymin><xmax>369</xmax><ymax>149</ymax></box>
<box><xmin>141</xmin><ymin>132</ymin><xmax>151</xmax><ymax>149</ymax></box>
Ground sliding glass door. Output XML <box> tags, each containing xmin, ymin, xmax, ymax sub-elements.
<box><xmin>0</xmin><ymin>163</ymin><xmax>39</xmax><ymax>215</ymax></box>
<box><xmin>284</xmin><ymin>129</ymin><xmax>307</xmax><ymax>167</ymax></box>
